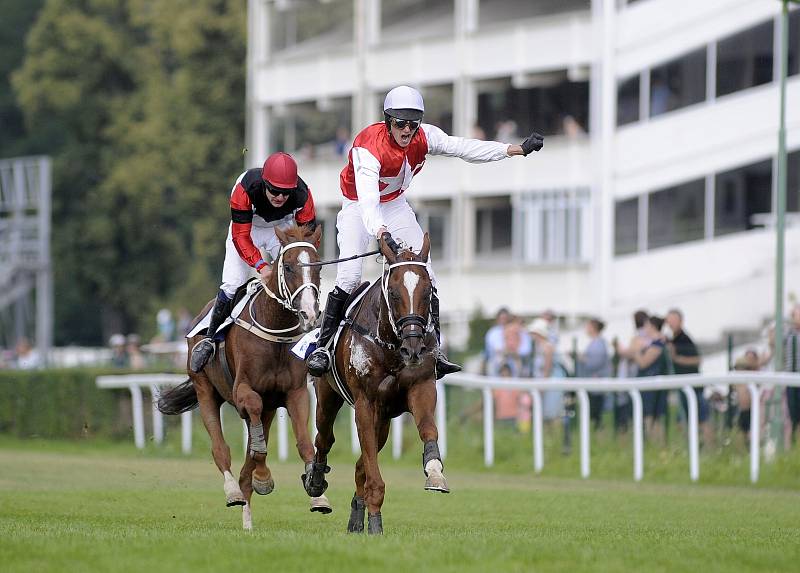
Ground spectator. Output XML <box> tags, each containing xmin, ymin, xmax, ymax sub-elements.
<box><xmin>493</xmin><ymin>363</ymin><xmax>520</xmax><ymax>430</ymax></box>
<box><xmin>541</xmin><ymin>309</ymin><xmax>560</xmax><ymax>346</ymax></box>
<box><xmin>615</xmin><ymin>309</ymin><xmax>651</xmax><ymax>376</ymax></box>
<box><xmin>500</xmin><ymin>315</ymin><xmax>532</xmax><ymax>377</ymax></box>
<box><xmin>334</xmin><ymin>126</ymin><xmax>351</xmax><ymax>157</ymax></box>
<box><xmin>156</xmin><ymin>308</ymin><xmax>176</xmax><ymax>342</ymax></box>
<box><xmin>667</xmin><ymin>309</ymin><xmax>713</xmax><ymax>448</ymax></box>
<box><xmin>126</xmin><ymin>334</ymin><xmax>146</xmax><ymax>370</ymax></box>
<box><xmin>529</xmin><ymin>318</ymin><xmax>564</xmax><ymax>422</ymax></box>
<box><xmin>109</xmin><ymin>333</ymin><xmax>128</xmax><ymax>368</ymax></box>
<box><xmin>14</xmin><ymin>337</ymin><xmax>41</xmax><ymax>370</ymax></box>
<box><xmin>785</xmin><ymin>304</ymin><xmax>800</xmax><ymax>446</ymax></box>
<box><xmin>633</xmin><ymin>315</ymin><xmax>669</xmax><ymax>445</ymax></box>
<box><xmin>577</xmin><ymin>318</ymin><xmax>611</xmax><ymax>430</ymax></box>
<box><xmin>733</xmin><ymin>349</ymin><xmax>761</xmax><ymax>446</ymax></box>
<box><xmin>484</xmin><ymin>307</ymin><xmax>511</xmax><ymax>375</ymax></box>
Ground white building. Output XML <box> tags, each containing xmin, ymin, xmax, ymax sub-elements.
<box><xmin>246</xmin><ymin>0</ymin><xmax>800</xmax><ymax>347</ymax></box>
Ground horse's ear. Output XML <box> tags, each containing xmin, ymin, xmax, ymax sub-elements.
<box><xmin>310</xmin><ymin>224</ymin><xmax>322</xmax><ymax>248</ymax></box>
<box><xmin>418</xmin><ymin>232</ymin><xmax>430</xmax><ymax>262</ymax></box>
<box><xmin>379</xmin><ymin>234</ymin><xmax>397</xmax><ymax>264</ymax></box>
<box><xmin>275</xmin><ymin>226</ymin><xmax>288</xmax><ymax>246</ymax></box>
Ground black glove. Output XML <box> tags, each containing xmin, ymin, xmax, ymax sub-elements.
<box><xmin>381</xmin><ymin>232</ymin><xmax>401</xmax><ymax>255</ymax></box>
<box><xmin>521</xmin><ymin>131</ymin><xmax>544</xmax><ymax>156</ymax></box>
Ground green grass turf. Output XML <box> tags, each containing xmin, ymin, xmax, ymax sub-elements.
<box><xmin>1</xmin><ymin>443</ymin><xmax>799</xmax><ymax>573</ymax></box>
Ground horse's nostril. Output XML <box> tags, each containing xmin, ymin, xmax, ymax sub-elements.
<box><xmin>399</xmin><ymin>347</ymin><xmax>411</xmax><ymax>359</ymax></box>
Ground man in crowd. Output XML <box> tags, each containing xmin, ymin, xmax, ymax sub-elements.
<box><xmin>666</xmin><ymin>308</ymin><xmax>713</xmax><ymax>447</ymax></box>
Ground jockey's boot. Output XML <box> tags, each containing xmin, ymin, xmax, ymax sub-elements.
<box><xmin>189</xmin><ymin>290</ymin><xmax>232</xmax><ymax>373</ymax></box>
<box><xmin>431</xmin><ymin>289</ymin><xmax>461</xmax><ymax>380</ymax></box>
<box><xmin>307</xmin><ymin>286</ymin><xmax>350</xmax><ymax>377</ymax></box>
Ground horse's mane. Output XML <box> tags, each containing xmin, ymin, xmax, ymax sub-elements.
<box><xmin>282</xmin><ymin>222</ymin><xmax>314</xmax><ymax>243</ymax></box>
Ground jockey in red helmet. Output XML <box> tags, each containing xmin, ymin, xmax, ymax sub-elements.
<box><xmin>306</xmin><ymin>85</ymin><xmax>544</xmax><ymax>379</ymax></box>
<box><xmin>189</xmin><ymin>152</ymin><xmax>317</xmax><ymax>373</ymax></box>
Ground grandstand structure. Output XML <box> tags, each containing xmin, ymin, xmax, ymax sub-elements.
<box><xmin>0</xmin><ymin>156</ymin><xmax>52</xmax><ymax>364</ymax></box>
<box><xmin>245</xmin><ymin>0</ymin><xmax>800</xmax><ymax>346</ymax></box>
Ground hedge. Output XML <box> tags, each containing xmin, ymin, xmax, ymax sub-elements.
<box><xmin>0</xmin><ymin>368</ymin><xmax>181</xmax><ymax>440</ymax></box>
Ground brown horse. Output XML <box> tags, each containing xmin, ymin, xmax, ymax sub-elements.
<box><xmin>159</xmin><ymin>223</ymin><xmax>329</xmax><ymax>530</ymax></box>
<box><xmin>303</xmin><ymin>233</ymin><xmax>449</xmax><ymax>535</ymax></box>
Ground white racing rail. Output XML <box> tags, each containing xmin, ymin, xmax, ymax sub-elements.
<box><xmin>96</xmin><ymin>371</ymin><xmax>800</xmax><ymax>484</ymax></box>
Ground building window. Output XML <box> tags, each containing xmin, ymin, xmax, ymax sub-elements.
<box><xmin>649</xmin><ymin>48</ymin><xmax>706</xmax><ymax>117</ymax></box>
<box><xmin>617</xmin><ymin>75</ymin><xmax>640</xmax><ymax>126</ymax></box>
<box><xmin>790</xmin><ymin>8</ymin><xmax>800</xmax><ymax>77</ymax></box>
<box><xmin>269</xmin><ymin>97</ymin><xmax>352</xmax><ymax>160</ymax></box>
<box><xmin>519</xmin><ymin>190</ymin><xmax>590</xmax><ymax>264</ymax></box>
<box><xmin>716</xmin><ymin>20</ymin><xmax>773</xmax><ymax>98</ymax></box>
<box><xmin>421</xmin><ymin>84</ymin><xmax>454</xmax><ymax>134</ymax></box>
<box><xmin>647</xmin><ymin>179</ymin><xmax>705</xmax><ymax>249</ymax></box>
<box><xmin>475</xmin><ymin>198</ymin><xmax>513</xmax><ymax>258</ymax></box>
<box><xmin>477</xmin><ymin>72</ymin><xmax>589</xmax><ymax>139</ymax></box>
<box><xmin>416</xmin><ymin>200</ymin><xmax>452</xmax><ymax>263</ymax></box>
<box><xmin>789</xmin><ymin>149</ymin><xmax>799</xmax><ymax>213</ymax></box>
<box><xmin>615</xmin><ymin>197</ymin><xmax>639</xmax><ymax>255</ymax></box>
<box><xmin>382</xmin><ymin>0</ymin><xmax>454</xmax><ymax>42</ymax></box>
<box><xmin>714</xmin><ymin>159</ymin><xmax>772</xmax><ymax>237</ymax></box>
<box><xmin>479</xmin><ymin>0</ymin><xmax>590</xmax><ymax>27</ymax></box>
<box><xmin>270</xmin><ymin>0</ymin><xmax>353</xmax><ymax>54</ymax></box>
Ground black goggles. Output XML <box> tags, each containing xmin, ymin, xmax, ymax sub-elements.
<box><xmin>265</xmin><ymin>182</ymin><xmax>294</xmax><ymax>197</ymax></box>
<box><xmin>390</xmin><ymin>117</ymin><xmax>421</xmax><ymax>130</ymax></box>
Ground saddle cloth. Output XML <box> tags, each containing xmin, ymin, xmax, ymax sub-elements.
<box><xmin>185</xmin><ymin>282</ymin><xmax>260</xmax><ymax>340</ymax></box>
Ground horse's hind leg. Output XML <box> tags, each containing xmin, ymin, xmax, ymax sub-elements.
<box><xmin>348</xmin><ymin>418</ymin><xmax>390</xmax><ymax>534</ymax></box>
<box><xmin>305</xmin><ymin>378</ymin><xmax>344</xmax><ymax>498</ymax></box>
<box><xmin>194</xmin><ymin>374</ymin><xmax>244</xmax><ymax>507</ymax></box>
<box><xmin>408</xmin><ymin>382</ymin><xmax>449</xmax><ymax>493</ymax></box>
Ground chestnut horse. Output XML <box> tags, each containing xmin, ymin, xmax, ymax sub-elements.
<box><xmin>159</xmin><ymin>223</ymin><xmax>329</xmax><ymax>530</ymax></box>
<box><xmin>304</xmin><ymin>233</ymin><xmax>449</xmax><ymax>535</ymax></box>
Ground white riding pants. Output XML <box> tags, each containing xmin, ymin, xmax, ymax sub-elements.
<box><xmin>220</xmin><ymin>222</ymin><xmax>282</xmax><ymax>298</ymax></box>
<box><xmin>335</xmin><ymin>195</ymin><xmax>437</xmax><ymax>293</ymax></box>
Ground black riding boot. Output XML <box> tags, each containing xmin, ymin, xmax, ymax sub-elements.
<box><xmin>307</xmin><ymin>286</ymin><xmax>350</xmax><ymax>377</ymax></box>
<box><xmin>431</xmin><ymin>290</ymin><xmax>461</xmax><ymax>380</ymax></box>
<box><xmin>189</xmin><ymin>291</ymin><xmax>232</xmax><ymax>373</ymax></box>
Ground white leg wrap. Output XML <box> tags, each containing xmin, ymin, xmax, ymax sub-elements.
<box><xmin>424</xmin><ymin>459</ymin><xmax>443</xmax><ymax>477</ymax></box>
<box><xmin>224</xmin><ymin>471</ymin><xmax>242</xmax><ymax>497</ymax></box>
<box><xmin>242</xmin><ymin>502</ymin><xmax>253</xmax><ymax>531</ymax></box>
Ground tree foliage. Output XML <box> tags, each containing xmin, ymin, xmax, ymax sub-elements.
<box><xmin>11</xmin><ymin>0</ymin><xmax>246</xmax><ymax>344</ymax></box>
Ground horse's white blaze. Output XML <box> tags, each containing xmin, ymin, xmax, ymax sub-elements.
<box><xmin>297</xmin><ymin>251</ymin><xmax>317</xmax><ymax>319</ymax></box>
<box><xmin>403</xmin><ymin>270</ymin><xmax>420</xmax><ymax>310</ymax></box>
<box><xmin>349</xmin><ymin>342</ymin><xmax>372</xmax><ymax>376</ymax></box>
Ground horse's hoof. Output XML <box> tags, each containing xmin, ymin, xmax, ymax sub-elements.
<box><xmin>252</xmin><ymin>475</ymin><xmax>275</xmax><ymax>495</ymax></box>
<box><xmin>302</xmin><ymin>462</ymin><xmax>330</xmax><ymax>498</ymax></box>
<box><xmin>310</xmin><ymin>494</ymin><xmax>332</xmax><ymax>514</ymax></box>
<box><xmin>367</xmin><ymin>512</ymin><xmax>383</xmax><ymax>535</ymax></box>
<box><xmin>347</xmin><ymin>494</ymin><xmax>365</xmax><ymax>533</ymax></box>
<box><xmin>424</xmin><ymin>473</ymin><xmax>450</xmax><ymax>493</ymax></box>
<box><xmin>226</xmin><ymin>495</ymin><xmax>246</xmax><ymax>507</ymax></box>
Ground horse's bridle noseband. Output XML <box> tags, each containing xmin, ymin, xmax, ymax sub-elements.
<box><xmin>381</xmin><ymin>260</ymin><xmax>432</xmax><ymax>343</ymax></box>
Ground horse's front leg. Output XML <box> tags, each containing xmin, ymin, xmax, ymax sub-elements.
<box><xmin>286</xmin><ymin>383</ymin><xmax>331</xmax><ymax>514</ymax></box>
<box><xmin>305</xmin><ymin>377</ymin><xmax>344</xmax><ymax>499</ymax></box>
<box><xmin>354</xmin><ymin>397</ymin><xmax>386</xmax><ymax>535</ymax></box>
<box><xmin>238</xmin><ymin>407</ymin><xmax>275</xmax><ymax>531</ymax></box>
<box><xmin>349</xmin><ymin>418</ymin><xmax>390</xmax><ymax>534</ymax></box>
<box><xmin>408</xmin><ymin>381</ymin><xmax>449</xmax><ymax>493</ymax></box>
<box><xmin>235</xmin><ymin>382</ymin><xmax>274</xmax><ymax>496</ymax></box>
<box><xmin>193</xmin><ymin>374</ymin><xmax>244</xmax><ymax>507</ymax></box>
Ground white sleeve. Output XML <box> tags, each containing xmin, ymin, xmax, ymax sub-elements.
<box><xmin>351</xmin><ymin>146</ymin><xmax>386</xmax><ymax>237</ymax></box>
<box><xmin>423</xmin><ymin>124</ymin><xmax>511</xmax><ymax>163</ymax></box>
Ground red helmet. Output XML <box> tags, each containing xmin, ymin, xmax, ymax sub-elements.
<box><xmin>262</xmin><ymin>152</ymin><xmax>298</xmax><ymax>190</ymax></box>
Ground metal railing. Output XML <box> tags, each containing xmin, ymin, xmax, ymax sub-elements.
<box><xmin>96</xmin><ymin>371</ymin><xmax>800</xmax><ymax>483</ymax></box>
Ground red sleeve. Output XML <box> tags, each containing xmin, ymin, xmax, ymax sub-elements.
<box><xmin>230</xmin><ymin>182</ymin><xmax>268</xmax><ymax>270</ymax></box>
<box><xmin>295</xmin><ymin>187</ymin><xmax>316</xmax><ymax>225</ymax></box>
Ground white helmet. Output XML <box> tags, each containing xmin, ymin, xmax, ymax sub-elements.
<box><xmin>383</xmin><ymin>86</ymin><xmax>424</xmax><ymax>121</ymax></box>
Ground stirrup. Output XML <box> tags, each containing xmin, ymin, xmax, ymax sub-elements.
<box><xmin>307</xmin><ymin>347</ymin><xmax>332</xmax><ymax>377</ymax></box>
<box><xmin>435</xmin><ymin>351</ymin><xmax>461</xmax><ymax>380</ymax></box>
<box><xmin>189</xmin><ymin>338</ymin><xmax>216</xmax><ymax>373</ymax></box>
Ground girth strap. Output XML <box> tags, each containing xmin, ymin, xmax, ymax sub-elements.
<box><xmin>217</xmin><ymin>340</ymin><xmax>235</xmax><ymax>393</ymax></box>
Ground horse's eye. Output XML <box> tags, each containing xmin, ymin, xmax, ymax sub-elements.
<box><xmin>389</xmin><ymin>290</ymin><xmax>400</xmax><ymax>302</ymax></box>
<box><xmin>284</xmin><ymin>265</ymin><xmax>295</xmax><ymax>274</ymax></box>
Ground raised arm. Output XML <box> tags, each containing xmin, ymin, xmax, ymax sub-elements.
<box><xmin>424</xmin><ymin>124</ymin><xmax>543</xmax><ymax>163</ymax></box>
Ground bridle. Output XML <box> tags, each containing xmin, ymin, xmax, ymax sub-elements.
<box><xmin>236</xmin><ymin>241</ymin><xmax>320</xmax><ymax>341</ymax></box>
<box><xmin>380</xmin><ymin>259</ymin><xmax>432</xmax><ymax>344</ymax></box>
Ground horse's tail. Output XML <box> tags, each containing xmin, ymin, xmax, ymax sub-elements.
<box><xmin>157</xmin><ymin>380</ymin><xmax>199</xmax><ymax>415</ymax></box>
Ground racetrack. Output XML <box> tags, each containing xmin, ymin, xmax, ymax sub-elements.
<box><xmin>1</xmin><ymin>446</ymin><xmax>798</xmax><ymax>573</ymax></box>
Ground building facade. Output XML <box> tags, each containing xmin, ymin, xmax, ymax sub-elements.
<box><xmin>246</xmin><ymin>0</ymin><xmax>800</xmax><ymax>346</ymax></box>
